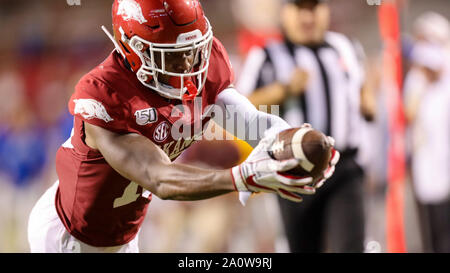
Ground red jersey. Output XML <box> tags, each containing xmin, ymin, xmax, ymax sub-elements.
<box><xmin>55</xmin><ymin>37</ymin><xmax>234</xmax><ymax>247</ymax></box>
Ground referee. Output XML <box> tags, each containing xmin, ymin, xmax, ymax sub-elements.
<box><xmin>237</xmin><ymin>0</ymin><xmax>373</xmax><ymax>252</ymax></box>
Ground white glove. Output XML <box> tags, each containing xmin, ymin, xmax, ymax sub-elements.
<box><xmin>231</xmin><ymin>133</ymin><xmax>316</xmax><ymax>205</ymax></box>
<box><xmin>311</xmin><ymin>137</ymin><xmax>340</xmax><ymax>189</ymax></box>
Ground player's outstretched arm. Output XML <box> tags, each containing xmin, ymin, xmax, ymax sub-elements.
<box><xmin>84</xmin><ymin>121</ymin><xmax>307</xmax><ymax>203</ymax></box>
<box><xmin>84</xmin><ymin>122</ymin><xmax>234</xmax><ymax>201</ymax></box>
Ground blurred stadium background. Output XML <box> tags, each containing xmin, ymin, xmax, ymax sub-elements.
<box><xmin>0</xmin><ymin>0</ymin><xmax>449</xmax><ymax>252</ymax></box>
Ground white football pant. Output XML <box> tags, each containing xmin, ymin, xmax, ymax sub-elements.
<box><xmin>27</xmin><ymin>181</ymin><xmax>140</xmax><ymax>253</ymax></box>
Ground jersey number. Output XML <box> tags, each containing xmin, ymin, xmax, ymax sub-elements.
<box><xmin>113</xmin><ymin>182</ymin><xmax>140</xmax><ymax>208</ymax></box>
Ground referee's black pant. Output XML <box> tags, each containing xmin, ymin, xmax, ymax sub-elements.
<box><xmin>278</xmin><ymin>152</ymin><xmax>365</xmax><ymax>253</ymax></box>
<box><xmin>416</xmin><ymin>199</ymin><xmax>450</xmax><ymax>253</ymax></box>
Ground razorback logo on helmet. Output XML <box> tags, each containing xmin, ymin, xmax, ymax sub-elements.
<box><xmin>117</xmin><ymin>0</ymin><xmax>148</xmax><ymax>24</ymax></box>
<box><xmin>73</xmin><ymin>99</ymin><xmax>114</xmax><ymax>123</ymax></box>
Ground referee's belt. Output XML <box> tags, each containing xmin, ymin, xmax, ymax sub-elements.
<box><xmin>340</xmin><ymin>148</ymin><xmax>358</xmax><ymax>159</ymax></box>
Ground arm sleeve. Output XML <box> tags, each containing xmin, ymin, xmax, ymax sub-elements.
<box><xmin>214</xmin><ymin>87</ymin><xmax>291</xmax><ymax>148</ymax></box>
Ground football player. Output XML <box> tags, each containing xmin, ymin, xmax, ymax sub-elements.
<box><xmin>27</xmin><ymin>0</ymin><xmax>339</xmax><ymax>253</ymax></box>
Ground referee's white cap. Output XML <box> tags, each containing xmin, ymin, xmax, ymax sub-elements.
<box><xmin>414</xmin><ymin>11</ymin><xmax>450</xmax><ymax>45</ymax></box>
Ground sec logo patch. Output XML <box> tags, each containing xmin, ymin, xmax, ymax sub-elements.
<box><xmin>154</xmin><ymin>121</ymin><xmax>170</xmax><ymax>142</ymax></box>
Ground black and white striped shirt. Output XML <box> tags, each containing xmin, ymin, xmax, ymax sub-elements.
<box><xmin>237</xmin><ymin>31</ymin><xmax>365</xmax><ymax>153</ymax></box>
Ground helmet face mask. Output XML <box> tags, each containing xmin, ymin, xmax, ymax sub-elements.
<box><xmin>129</xmin><ymin>23</ymin><xmax>213</xmax><ymax>100</ymax></box>
<box><xmin>110</xmin><ymin>0</ymin><xmax>213</xmax><ymax>101</ymax></box>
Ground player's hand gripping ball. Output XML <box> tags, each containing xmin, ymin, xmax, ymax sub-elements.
<box><xmin>268</xmin><ymin>125</ymin><xmax>338</xmax><ymax>187</ymax></box>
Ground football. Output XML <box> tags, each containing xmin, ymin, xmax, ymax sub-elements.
<box><xmin>268</xmin><ymin>127</ymin><xmax>333</xmax><ymax>184</ymax></box>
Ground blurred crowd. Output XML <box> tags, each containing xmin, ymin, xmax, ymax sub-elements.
<box><xmin>0</xmin><ymin>0</ymin><xmax>449</xmax><ymax>253</ymax></box>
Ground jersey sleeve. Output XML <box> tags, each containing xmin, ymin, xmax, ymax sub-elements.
<box><xmin>68</xmin><ymin>75</ymin><xmax>129</xmax><ymax>133</ymax></box>
<box><xmin>204</xmin><ymin>37</ymin><xmax>235</xmax><ymax>103</ymax></box>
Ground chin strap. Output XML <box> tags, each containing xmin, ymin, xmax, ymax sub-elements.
<box><xmin>182</xmin><ymin>80</ymin><xmax>198</xmax><ymax>101</ymax></box>
<box><xmin>101</xmin><ymin>25</ymin><xmax>126</xmax><ymax>59</ymax></box>
<box><xmin>169</xmin><ymin>77</ymin><xmax>198</xmax><ymax>102</ymax></box>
